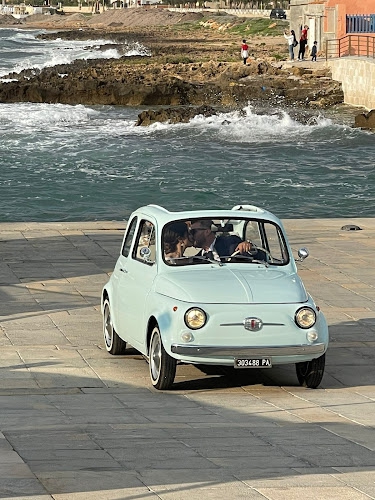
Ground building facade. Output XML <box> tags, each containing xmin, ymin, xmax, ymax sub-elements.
<box><xmin>289</xmin><ymin>0</ymin><xmax>375</xmax><ymax>53</ymax></box>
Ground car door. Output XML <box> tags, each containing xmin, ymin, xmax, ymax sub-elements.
<box><xmin>111</xmin><ymin>216</ymin><xmax>138</xmax><ymax>337</ymax></box>
<box><xmin>115</xmin><ymin>218</ymin><xmax>157</xmax><ymax>353</ymax></box>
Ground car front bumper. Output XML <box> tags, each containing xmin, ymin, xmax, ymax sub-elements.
<box><xmin>171</xmin><ymin>343</ymin><xmax>326</xmax><ymax>365</ymax></box>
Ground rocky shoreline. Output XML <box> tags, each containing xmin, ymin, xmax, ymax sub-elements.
<box><xmin>0</xmin><ymin>13</ymin><xmax>345</xmax><ymax>121</ymax></box>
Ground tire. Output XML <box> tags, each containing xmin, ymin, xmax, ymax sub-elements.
<box><xmin>149</xmin><ymin>325</ymin><xmax>176</xmax><ymax>390</ymax></box>
<box><xmin>296</xmin><ymin>353</ymin><xmax>325</xmax><ymax>388</ymax></box>
<box><xmin>103</xmin><ymin>299</ymin><xmax>127</xmax><ymax>355</ymax></box>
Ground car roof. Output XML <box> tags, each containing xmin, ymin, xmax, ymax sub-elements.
<box><xmin>132</xmin><ymin>204</ymin><xmax>284</xmax><ymax>227</ymax></box>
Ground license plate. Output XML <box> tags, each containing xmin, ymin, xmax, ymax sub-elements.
<box><xmin>234</xmin><ymin>357</ymin><xmax>272</xmax><ymax>368</ymax></box>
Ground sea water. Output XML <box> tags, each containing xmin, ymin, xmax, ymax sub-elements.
<box><xmin>0</xmin><ymin>28</ymin><xmax>374</xmax><ymax>222</ymax></box>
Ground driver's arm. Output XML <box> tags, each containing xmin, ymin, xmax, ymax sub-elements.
<box><xmin>235</xmin><ymin>240</ymin><xmax>253</xmax><ymax>253</ymax></box>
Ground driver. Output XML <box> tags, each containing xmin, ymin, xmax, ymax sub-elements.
<box><xmin>189</xmin><ymin>219</ymin><xmax>252</xmax><ymax>261</ymax></box>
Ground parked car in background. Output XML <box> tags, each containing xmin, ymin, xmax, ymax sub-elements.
<box><xmin>270</xmin><ymin>8</ymin><xmax>287</xmax><ymax>19</ymax></box>
<box><xmin>101</xmin><ymin>204</ymin><xmax>328</xmax><ymax>390</ymax></box>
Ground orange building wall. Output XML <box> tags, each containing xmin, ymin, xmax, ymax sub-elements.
<box><xmin>324</xmin><ymin>0</ymin><xmax>375</xmax><ymax>39</ymax></box>
<box><xmin>325</xmin><ymin>0</ymin><xmax>375</xmax><ymax>15</ymax></box>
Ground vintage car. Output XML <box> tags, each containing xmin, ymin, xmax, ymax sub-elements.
<box><xmin>101</xmin><ymin>204</ymin><xmax>329</xmax><ymax>390</ymax></box>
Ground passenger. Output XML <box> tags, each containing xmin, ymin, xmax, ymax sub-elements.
<box><xmin>164</xmin><ymin>220</ymin><xmax>254</xmax><ymax>263</ymax></box>
<box><xmin>163</xmin><ymin>221</ymin><xmax>193</xmax><ymax>261</ymax></box>
<box><xmin>189</xmin><ymin>219</ymin><xmax>251</xmax><ymax>260</ymax></box>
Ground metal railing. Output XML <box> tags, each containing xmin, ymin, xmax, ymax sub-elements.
<box><xmin>346</xmin><ymin>14</ymin><xmax>375</xmax><ymax>34</ymax></box>
<box><xmin>325</xmin><ymin>34</ymin><xmax>375</xmax><ymax>60</ymax></box>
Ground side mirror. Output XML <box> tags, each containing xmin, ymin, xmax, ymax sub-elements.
<box><xmin>297</xmin><ymin>247</ymin><xmax>309</xmax><ymax>262</ymax></box>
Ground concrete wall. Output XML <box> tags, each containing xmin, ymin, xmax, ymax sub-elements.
<box><xmin>328</xmin><ymin>57</ymin><xmax>375</xmax><ymax>110</ymax></box>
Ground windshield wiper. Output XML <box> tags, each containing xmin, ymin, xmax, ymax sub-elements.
<box><xmin>191</xmin><ymin>255</ymin><xmax>223</xmax><ymax>266</ymax></box>
<box><xmin>224</xmin><ymin>253</ymin><xmax>269</xmax><ymax>267</ymax></box>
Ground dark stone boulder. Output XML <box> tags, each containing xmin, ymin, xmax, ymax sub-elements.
<box><xmin>136</xmin><ymin>105</ymin><xmax>217</xmax><ymax>126</ymax></box>
<box><xmin>354</xmin><ymin>109</ymin><xmax>375</xmax><ymax>129</ymax></box>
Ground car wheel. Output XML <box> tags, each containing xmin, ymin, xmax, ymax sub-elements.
<box><xmin>103</xmin><ymin>299</ymin><xmax>127</xmax><ymax>355</ymax></box>
<box><xmin>296</xmin><ymin>353</ymin><xmax>325</xmax><ymax>388</ymax></box>
<box><xmin>149</xmin><ymin>325</ymin><xmax>176</xmax><ymax>390</ymax></box>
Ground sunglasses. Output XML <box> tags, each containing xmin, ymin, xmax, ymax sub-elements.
<box><xmin>189</xmin><ymin>228</ymin><xmax>206</xmax><ymax>235</ymax></box>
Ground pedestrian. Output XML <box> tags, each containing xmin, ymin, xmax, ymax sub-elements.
<box><xmin>284</xmin><ymin>30</ymin><xmax>295</xmax><ymax>61</ymax></box>
<box><xmin>291</xmin><ymin>29</ymin><xmax>298</xmax><ymax>48</ymax></box>
<box><xmin>311</xmin><ymin>40</ymin><xmax>318</xmax><ymax>61</ymax></box>
<box><xmin>241</xmin><ymin>39</ymin><xmax>249</xmax><ymax>65</ymax></box>
<box><xmin>298</xmin><ymin>25</ymin><xmax>309</xmax><ymax>61</ymax></box>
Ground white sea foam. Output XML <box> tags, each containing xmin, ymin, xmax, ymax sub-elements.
<box><xmin>123</xmin><ymin>104</ymin><xmax>353</xmax><ymax>146</ymax></box>
<box><xmin>0</xmin><ymin>30</ymin><xmax>149</xmax><ymax>77</ymax></box>
<box><xmin>184</xmin><ymin>105</ymin><xmax>339</xmax><ymax>143</ymax></box>
<box><xmin>0</xmin><ymin>102</ymin><xmax>98</xmax><ymax>131</ymax></box>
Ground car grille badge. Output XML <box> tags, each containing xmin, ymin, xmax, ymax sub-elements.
<box><xmin>244</xmin><ymin>317</ymin><xmax>263</xmax><ymax>331</ymax></box>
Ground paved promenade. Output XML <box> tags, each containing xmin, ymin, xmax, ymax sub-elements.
<box><xmin>0</xmin><ymin>218</ymin><xmax>374</xmax><ymax>499</ymax></box>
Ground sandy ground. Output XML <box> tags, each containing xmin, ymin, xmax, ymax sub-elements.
<box><xmin>22</xmin><ymin>9</ymin><xmax>205</xmax><ymax>29</ymax></box>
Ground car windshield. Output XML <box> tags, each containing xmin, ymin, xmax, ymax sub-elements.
<box><xmin>162</xmin><ymin>217</ymin><xmax>289</xmax><ymax>266</ymax></box>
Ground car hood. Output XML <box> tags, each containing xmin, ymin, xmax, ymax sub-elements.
<box><xmin>155</xmin><ymin>267</ymin><xmax>308</xmax><ymax>304</ymax></box>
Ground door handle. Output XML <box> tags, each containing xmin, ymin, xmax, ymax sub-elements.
<box><xmin>120</xmin><ymin>268</ymin><xmax>128</xmax><ymax>273</ymax></box>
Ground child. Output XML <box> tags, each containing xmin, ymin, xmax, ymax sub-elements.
<box><xmin>241</xmin><ymin>39</ymin><xmax>249</xmax><ymax>65</ymax></box>
<box><xmin>311</xmin><ymin>41</ymin><xmax>318</xmax><ymax>62</ymax></box>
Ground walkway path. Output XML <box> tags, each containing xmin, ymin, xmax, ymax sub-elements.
<box><xmin>0</xmin><ymin>218</ymin><xmax>374</xmax><ymax>499</ymax></box>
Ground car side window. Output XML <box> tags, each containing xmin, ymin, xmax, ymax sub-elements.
<box><xmin>244</xmin><ymin>221</ymin><xmax>262</xmax><ymax>248</ymax></box>
<box><xmin>245</xmin><ymin>220</ymin><xmax>288</xmax><ymax>264</ymax></box>
<box><xmin>261</xmin><ymin>222</ymin><xmax>289</xmax><ymax>264</ymax></box>
<box><xmin>133</xmin><ymin>220</ymin><xmax>156</xmax><ymax>265</ymax></box>
<box><xmin>121</xmin><ymin>217</ymin><xmax>137</xmax><ymax>257</ymax></box>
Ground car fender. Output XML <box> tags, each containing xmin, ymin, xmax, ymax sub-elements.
<box><xmin>144</xmin><ymin>291</ymin><xmax>189</xmax><ymax>356</ymax></box>
<box><xmin>100</xmin><ymin>280</ymin><xmax>122</xmax><ymax>336</ymax></box>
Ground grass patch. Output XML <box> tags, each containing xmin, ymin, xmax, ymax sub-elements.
<box><xmin>227</xmin><ymin>18</ymin><xmax>288</xmax><ymax>36</ymax></box>
<box><xmin>167</xmin><ymin>16</ymin><xmax>288</xmax><ymax>37</ymax></box>
<box><xmin>271</xmin><ymin>52</ymin><xmax>285</xmax><ymax>61</ymax></box>
<box><xmin>162</xmin><ymin>55</ymin><xmax>196</xmax><ymax>64</ymax></box>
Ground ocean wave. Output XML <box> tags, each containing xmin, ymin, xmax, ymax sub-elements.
<box><xmin>125</xmin><ymin>104</ymin><xmax>363</xmax><ymax>147</ymax></box>
<box><xmin>0</xmin><ymin>29</ymin><xmax>149</xmax><ymax>77</ymax></box>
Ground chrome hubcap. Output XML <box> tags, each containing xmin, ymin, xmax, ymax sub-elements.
<box><xmin>150</xmin><ymin>332</ymin><xmax>161</xmax><ymax>381</ymax></box>
<box><xmin>104</xmin><ymin>304</ymin><xmax>113</xmax><ymax>348</ymax></box>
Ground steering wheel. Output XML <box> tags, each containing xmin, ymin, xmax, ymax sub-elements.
<box><xmin>228</xmin><ymin>245</ymin><xmax>273</xmax><ymax>264</ymax></box>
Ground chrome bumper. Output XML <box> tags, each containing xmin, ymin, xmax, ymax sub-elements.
<box><xmin>171</xmin><ymin>343</ymin><xmax>326</xmax><ymax>357</ymax></box>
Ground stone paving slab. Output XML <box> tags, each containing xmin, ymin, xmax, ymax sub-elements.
<box><xmin>0</xmin><ymin>219</ymin><xmax>374</xmax><ymax>499</ymax></box>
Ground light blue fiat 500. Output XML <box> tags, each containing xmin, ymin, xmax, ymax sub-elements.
<box><xmin>101</xmin><ymin>204</ymin><xmax>329</xmax><ymax>390</ymax></box>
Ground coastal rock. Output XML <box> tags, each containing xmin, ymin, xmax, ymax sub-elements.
<box><xmin>354</xmin><ymin>109</ymin><xmax>375</xmax><ymax>129</ymax></box>
<box><xmin>136</xmin><ymin>105</ymin><xmax>217</xmax><ymax>126</ymax></box>
<box><xmin>0</xmin><ymin>58</ymin><xmax>343</xmax><ymax>109</ymax></box>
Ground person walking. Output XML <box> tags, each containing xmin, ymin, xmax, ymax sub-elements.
<box><xmin>284</xmin><ymin>30</ymin><xmax>295</xmax><ymax>61</ymax></box>
<box><xmin>298</xmin><ymin>25</ymin><xmax>309</xmax><ymax>61</ymax></box>
<box><xmin>311</xmin><ymin>40</ymin><xmax>318</xmax><ymax>62</ymax></box>
<box><xmin>241</xmin><ymin>39</ymin><xmax>249</xmax><ymax>65</ymax></box>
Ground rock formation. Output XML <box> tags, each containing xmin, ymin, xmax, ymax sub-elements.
<box><xmin>136</xmin><ymin>105</ymin><xmax>217</xmax><ymax>126</ymax></box>
<box><xmin>0</xmin><ymin>57</ymin><xmax>343</xmax><ymax>109</ymax></box>
<box><xmin>354</xmin><ymin>109</ymin><xmax>375</xmax><ymax>129</ymax></box>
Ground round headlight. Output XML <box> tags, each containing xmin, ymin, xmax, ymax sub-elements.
<box><xmin>184</xmin><ymin>308</ymin><xmax>207</xmax><ymax>330</ymax></box>
<box><xmin>295</xmin><ymin>307</ymin><xmax>316</xmax><ymax>329</ymax></box>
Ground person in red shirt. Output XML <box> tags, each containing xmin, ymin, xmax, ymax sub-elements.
<box><xmin>298</xmin><ymin>25</ymin><xmax>309</xmax><ymax>61</ymax></box>
<box><xmin>241</xmin><ymin>39</ymin><xmax>249</xmax><ymax>65</ymax></box>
